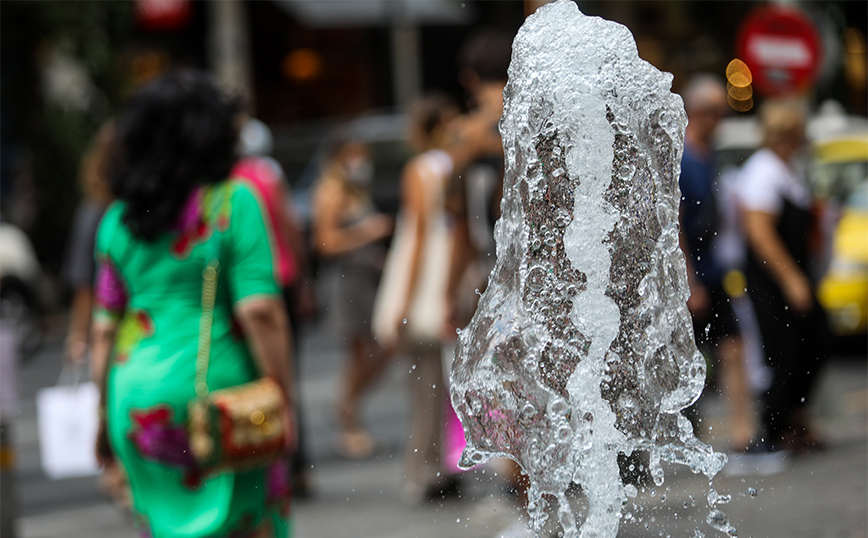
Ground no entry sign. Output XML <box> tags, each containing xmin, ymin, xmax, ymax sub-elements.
<box><xmin>736</xmin><ymin>5</ymin><xmax>822</xmax><ymax>97</ymax></box>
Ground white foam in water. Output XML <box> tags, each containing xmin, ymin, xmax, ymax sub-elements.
<box><xmin>449</xmin><ymin>1</ymin><xmax>730</xmax><ymax>536</ymax></box>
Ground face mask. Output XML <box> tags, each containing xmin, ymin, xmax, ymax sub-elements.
<box><xmin>344</xmin><ymin>158</ymin><xmax>374</xmax><ymax>187</ymax></box>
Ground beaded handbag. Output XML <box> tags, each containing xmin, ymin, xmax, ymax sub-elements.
<box><xmin>188</xmin><ymin>259</ymin><xmax>288</xmax><ymax>472</ymax></box>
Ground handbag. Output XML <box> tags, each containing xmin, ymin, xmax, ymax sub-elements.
<box><xmin>187</xmin><ymin>249</ymin><xmax>288</xmax><ymax>472</ymax></box>
<box><xmin>37</xmin><ymin>365</ymin><xmax>101</xmax><ymax>479</ymax></box>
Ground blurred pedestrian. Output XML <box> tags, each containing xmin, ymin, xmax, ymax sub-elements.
<box><xmin>373</xmin><ymin>93</ymin><xmax>460</xmax><ymax>503</ymax></box>
<box><xmin>62</xmin><ymin>121</ymin><xmax>114</xmax><ymax>364</ymax></box>
<box><xmin>234</xmin><ymin>117</ymin><xmax>317</xmax><ymax>497</ymax></box>
<box><xmin>735</xmin><ymin>99</ymin><xmax>829</xmax><ymax>462</ymax></box>
<box><xmin>90</xmin><ymin>69</ymin><xmax>295</xmax><ymax>538</ymax></box>
<box><xmin>678</xmin><ymin>75</ymin><xmax>754</xmax><ymax>451</ymax></box>
<box><xmin>443</xmin><ymin>30</ymin><xmax>511</xmax><ymax>336</ymax></box>
<box><xmin>312</xmin><ymin>137</ymin><xmax>393</xmax><ymax>459</ymax></box>
<box><xmin>440</xmin><ymin>32</ymin><xmax>533</xmax><ymax>529</ymax></box>
<box><xmin>60</xmin><ymin>120</ymin><xmax>134</xmax><ymax>510</ymax></box>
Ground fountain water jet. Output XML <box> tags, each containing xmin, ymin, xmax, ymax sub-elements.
<box><xmin>449</xmin><ymin>1</ymin><xmax>732</xmax><ymax>536</ymax></box>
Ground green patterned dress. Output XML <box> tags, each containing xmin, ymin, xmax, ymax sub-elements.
<box><xmin>93</xmin><ymin>179</ymin><xmax>292</xmax><ymax>538</ymax></box>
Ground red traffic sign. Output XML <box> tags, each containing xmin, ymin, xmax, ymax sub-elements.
<box><xmin>135</xmin><ymin>0</ymin><xmax>192</xmax><ymax>32</ymax></box>
<box><xmin>736</xmin><ymin>5</ymin><xmax>822</xmax><ymax>97</ymax></box>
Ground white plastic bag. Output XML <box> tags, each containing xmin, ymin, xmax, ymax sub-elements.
<box><xmin>36</xmin><ymin>369</ymin><xmax>100</xmax><ymax>480</ymax></box>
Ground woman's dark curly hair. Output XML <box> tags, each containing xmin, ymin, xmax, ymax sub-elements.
<box><xmin>109</xmin><ymin>69</ymin><xmax>242</xmax><ymax>240</ymax></box>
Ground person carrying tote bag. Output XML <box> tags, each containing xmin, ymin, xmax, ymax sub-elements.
<box><xmin>372</xmin><ymin>93</ymin><xmax>460</xmax><ymax>502</ymax></box>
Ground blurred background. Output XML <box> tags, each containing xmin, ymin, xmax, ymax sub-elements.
<box><xmin>0</xmin><ymin>1</ymin><xmax>866</xmax><ymax>537</ymax></box>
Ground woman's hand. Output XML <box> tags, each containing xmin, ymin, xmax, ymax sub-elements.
<box><xmin>95</xmin><ymin>417</ymin><xmax>114</xmax><ymax>467</ymax></box>
<box><xmin>781</xmin><ymin>271</ymin><xmax>813</xmax><ymax>314</ymax></box>
<box><xmin>359</xmin><ymin>214</ymin><xmax>394</xmax><ymax>243</ymax></box>
<box><xmin>64</xmin><ymin>335</ymin><xmax>89</xmax><ymax>364</ymax></box>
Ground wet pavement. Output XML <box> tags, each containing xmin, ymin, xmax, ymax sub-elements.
<box><xmin>8</xmin><ymin>315</ymin><xmax>867</xmax><ymax>538</ymax></box>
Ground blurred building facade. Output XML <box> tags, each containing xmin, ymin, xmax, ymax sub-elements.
<box><xmin>1</xmin><ymin>0</ymin><xmax>866</xmax><ymax>278</ymax></box>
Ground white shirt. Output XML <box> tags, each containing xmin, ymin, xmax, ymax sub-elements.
<box><xmin>737</xmin><ymin>148</ymin><xmax>811</xmax><ymax>214</ymax></box>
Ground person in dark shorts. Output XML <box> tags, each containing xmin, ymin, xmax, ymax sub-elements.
<box><xmin>678</xmin><ymin>75</ymin><xmax>754</xmax><ymax>452</ymax></box>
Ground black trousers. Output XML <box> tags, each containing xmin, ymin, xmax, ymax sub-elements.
<box><xmin>748</xmin><ymin>273</ymin><xmax>828</xmax><ymax>444</ymax></box>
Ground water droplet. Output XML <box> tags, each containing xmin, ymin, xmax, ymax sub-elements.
<box><xmin>747</xmin><ymin>487</ymin><xmax>757</xmax><ymax>498</ymax></box>
<box><xmin>402</xmin><ymin>318</ymin><xmax>408</xmax><ymax>325</ymax></box>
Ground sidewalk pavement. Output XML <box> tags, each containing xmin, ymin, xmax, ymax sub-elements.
<box><xmin>10</xmin><ymin>317</ymin><xmax>868</xmax><ymax>538</ymax></box>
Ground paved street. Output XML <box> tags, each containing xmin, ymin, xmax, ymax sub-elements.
<box><xmin>6</xmin><ymin>313</ymin><xmax>867</xmax><ymax>538</ymax></box>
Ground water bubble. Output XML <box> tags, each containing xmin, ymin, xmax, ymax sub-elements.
<box><xmin>527</xmin><ymin>265</ymin><xmax>547</xmax><ymax>291</ymax></box>
<box><xmin>747</xmin><ymin>487</ymin><xmax>757</xmax><ymax>498</ymax></box>
<box><xmin>617</xmin><ymin>163</ymin><xmax>635</xmax><ymax>180</ymax></box>
<box><xmin>402</xmin><ymin>318</ymin><xmax>407</xmax><ymax>325</ymax></box>
<box><xmin>550</xmin><ymin>399</ymin><xmax>569</xmax><ymax>415</ymax></box>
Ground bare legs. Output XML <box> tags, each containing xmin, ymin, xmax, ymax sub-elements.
<box><xmin>717</xmin><ymin>336</ymin><xmax>754</xmax><ymax>450</ymax></box>
<box><xmin>336</xmin><ymin>332</ymin><xmax>392</xmax><ymax>458</ymax></box>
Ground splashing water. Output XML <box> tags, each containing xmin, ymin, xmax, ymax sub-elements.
<box><xmin>449</xmin><ymin>2</ymin><xmax>728</xmax><ymax>536</ymax></box>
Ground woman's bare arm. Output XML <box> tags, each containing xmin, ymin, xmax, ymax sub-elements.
<box><xmin>234</xmin><ymin>297</ymin><xmax>294</xmax><ymax>399</ymax></box>
<box><xmin>235</xmin><ymin>297</ymin><xmax>296</xmax><ymax>450</ymax></box>
<box><xmin>66</xmin><ymin>287</ymin><xmax>94</xmax><ymax>363</ymax></box>
<box><xmin>313</xmin><ymin>180</ymin><xmax>391</xmax><ymax>257</ymax></box>
<box><xmin>742</xmin><ymin>209</ymin><xmax>813</xmax><ymax>312</ymax></box>
<box><xmin>91</xmin><ymin>319</ymin><xmax>118</xmax><ymax>408</ymax></box>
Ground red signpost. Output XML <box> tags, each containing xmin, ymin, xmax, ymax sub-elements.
<box><xmin>736</xmin><ymin>5</ymin><xmax>823</xmax><ymax>97</ymax></box>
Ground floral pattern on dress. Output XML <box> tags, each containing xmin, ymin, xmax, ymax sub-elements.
<box><xmin>266</xmin><ymin>459</ymin><xmax>292</xmax><ymax>516</ymax></box>
<box><xmin>113</xmin><ymin>310</ymin><xmax>155</xmax><ymax>364</ymax></box>
<box><xmin>170</xmin><ymin>183</ymin><xmax>235</xmax><ymax>259</ymax></box>
<box><xmin>94</xmin><ymin>258</ymin><xmax>128</xmax><ymax>322</ymax></box>
<box><xmin>128</xmin><ymin>406</ymin><xmax>202</xmax><ymax>489</ymax></box>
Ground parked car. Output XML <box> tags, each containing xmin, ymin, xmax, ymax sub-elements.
<box><xmin>813</xmin><ymin>135</ymin><xmax>868</xmax><ymax>339</ymax></box>
<box><xmin>0</xmin><ymin>216</ymin><xmax>44</xmax><ymax>360</ymax></box>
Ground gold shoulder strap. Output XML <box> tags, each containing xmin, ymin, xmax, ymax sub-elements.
<box><xmin>195</xmin><ymin>260</ymin><xmax>220</xmax><ymax>398</ymax></box>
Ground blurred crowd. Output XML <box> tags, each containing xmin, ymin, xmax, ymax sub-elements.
<box><xmin>1</xmin><ymin>15</ymin><xmax>864</xmax><ymax>538</ymax></box>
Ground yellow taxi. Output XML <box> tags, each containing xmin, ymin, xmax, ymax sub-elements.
<box><xmin>813</xmin><ymin>136</ymin><xmax>868</xmax><ymax>337</ymax></box>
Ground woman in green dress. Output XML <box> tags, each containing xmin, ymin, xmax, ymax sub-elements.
<box><xmin>90</xmin><ymin>70</ymin><xmax>295</xmax><ymax>538</ymax></box>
